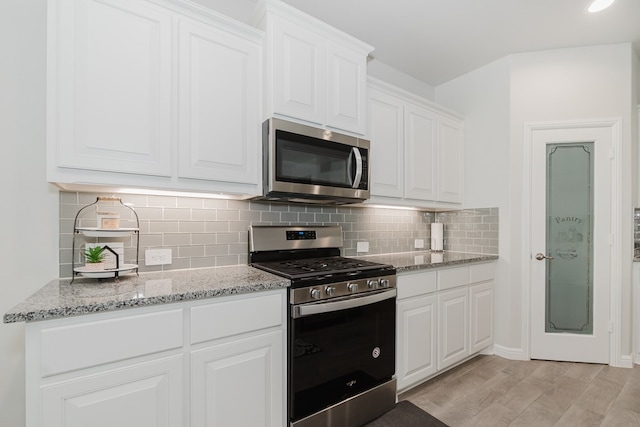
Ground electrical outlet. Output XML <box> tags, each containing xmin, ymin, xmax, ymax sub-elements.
<box><xmin>356</xmin><ymin>241</ymin><xmax>369</xmax><ymax>253</ymax></box>
<box><xmin>145</xmin><ymin>249</ymin><xmax>172</xmax><ymax>266</ymax></box>
<box><xmin>414</xmin><ymin>239</ymin><xmax>425</xmax><ymax>249</ymax></box>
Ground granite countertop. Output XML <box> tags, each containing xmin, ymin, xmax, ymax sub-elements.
<box><xmin>5</xmin><ymin>251</ymin><xmax>498</xmax><ymax>324</ymax></box>
<box><xmin>356</xmin><ymin>251</ymin><xmax>498</xmax><ymax>273</ymax></box>
<box><xmin>4</xmin><ymin>265</ymin><xmax>290</xmax><ymax>324</ymax></box>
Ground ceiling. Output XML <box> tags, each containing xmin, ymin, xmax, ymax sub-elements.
<box><xmin>196</xmin><ymin>0</ymin><xmax>640</xmax><ymax>87</ymax></box>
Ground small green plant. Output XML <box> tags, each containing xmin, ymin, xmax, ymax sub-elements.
<box><xmin>84</xmin><ymin>245</ymin><xmax>106</xmax><ymax>264</ymax></box>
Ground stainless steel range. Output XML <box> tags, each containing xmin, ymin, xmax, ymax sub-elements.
<box><xmin>249</xmin><ymin>225</ymin><xmax>397</xmax><ymax>427</ymax></box>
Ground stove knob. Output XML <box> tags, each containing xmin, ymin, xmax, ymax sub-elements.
<box><xmin>347</xmin><ymin>283</ymin><xmax>359</xmax><ymax>293</ymax></box>
<box><xmin>309</xmin><ymin>288</ymin><xmax>321</xmax><ymax>299</ymax></box>
<box><xmin>368</xmin><ymin>279</ymin><xmax>379</xmax><ymax>290</ymax></box>
<box><xmin>325</xmin><ymin>286</ymin><xmax>336</xmax><ymax>297</ymax></box>
<box><xmin>379</xmin><ymin>279</ymin><xmax>390</xmax><ymax>288</ymax></box>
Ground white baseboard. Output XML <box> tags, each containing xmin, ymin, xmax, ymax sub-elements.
<box><xmin>617</xmin><ymin>354</ymin><xmax>634</xmax><ymax>368</ymax></box>
<box><xmin>493</xmin><ymin>344</ymin><xmax>528</xmax><ymax>361</ymax></box>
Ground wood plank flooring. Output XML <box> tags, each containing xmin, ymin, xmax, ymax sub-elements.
<box><xmin>399</xmin><ymin>355</ymin><xmax>640</xmax><ymax>426</ymax></box>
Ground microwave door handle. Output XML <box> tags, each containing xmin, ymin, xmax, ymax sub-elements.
<box><xmin>349</xmin><ymin>147</ymin><xmax>363</xmax><ymax>189</ymax></box>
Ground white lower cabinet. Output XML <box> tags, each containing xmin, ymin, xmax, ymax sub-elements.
<box><xmin>396</xmin><ymin>295</ymin><xmax>437</xmax><ymax>391</ymax></box>
<box><xmin>396</xmin><ymin>262</ymin><xmax>495</xmax><ymax>392</ymax></box>
<box><xmin>437</xmin><ymin>287</ymin><xmax>469</xmax><ymax>370</ymax></box>
<box><xmin>191</xmin><ymin>330</ymin><xmax>284</xmax><ymax>427</ymax></box>
<box><xmin>26</xmin><ymin>290</ymin><xmax>286</xmax><ymax>427</ymax></box>
<box><xmin>41</xmin><ymin>355</ymin><xmax>183</xmax><ymax>427</ymax></box>
<box><xmin>469</xmin><ymin>281</ymin><xmax>494</xmax><ymax>354</ymax></box>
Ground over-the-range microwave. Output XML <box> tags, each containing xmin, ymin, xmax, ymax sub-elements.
<box><xmin>259</xmin><ymin>118</ymin><xmax>370</xmax><ymax>204</ymax></box>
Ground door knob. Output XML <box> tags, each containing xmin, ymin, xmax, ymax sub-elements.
<box><xmin>535</xmin><ymin>253</ymin><xmax>554</xmax><ymax>260</ymax></box>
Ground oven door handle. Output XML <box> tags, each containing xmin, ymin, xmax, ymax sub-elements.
<box><xmin>292</xmin><ymin>289</ymin><xmax>396</xmax><ymax>318</ymax></box>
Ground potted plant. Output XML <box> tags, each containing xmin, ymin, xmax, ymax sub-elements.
<box><xmin>83</xmin><ymin>245</ymin><xmax>106</xmax><ymax>271</ymax></box>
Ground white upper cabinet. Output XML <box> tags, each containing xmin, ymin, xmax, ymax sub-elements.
<box><xmin>437</xmin><ymin>116</ymin><xmax>464</xmax><ymax>203</ymax></box>
<box><xmin>254</xmin><ymin>0</ymin><xmax>372</xmax><ymax>135</ymax></box>
<box><xmin>48</xmin><ymin>0</ymin><xmax>263</xmax><ymax>196</ymax></box>
<box><xmin>367</xmin><ymin>86</ymin><xmax>404</xmax><ymax>198</ymax></box>
<box><xmin>269</xmin><ymin>15</ymin><xmax>325</xmax><ymax>125</ymax></box>
<box><xmin>50</xmin><ymin>0</ymin><xmax>173</xmax><ymax>177</ymax></box>
<box><xmin>404</xmin><ymin>102</ymin><xmax>438</xmax><ymax>201</ymax></box>
<box><xmin>367</xmin><ymin>78</ymin><xmax>464</xmax><ymax>207</ymax></box>
<box><xmin>176</xmin><ymin>17</ymin><xmax>261</xmax><ymax>186</ymax></box>
<box><xmin>325</xmin><ymin>43</ymin><xmax>368</xmax><ymax>133</ymax></box>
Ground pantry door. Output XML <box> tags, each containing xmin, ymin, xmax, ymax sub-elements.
<box><xmin>529</xmin><ymin>124</ymin><xmax>612</xmax><ymax>363</ymax></box>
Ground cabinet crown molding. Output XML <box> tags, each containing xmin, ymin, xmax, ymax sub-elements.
<box><xmin>368</xmin><ymin>76</ymin><xmax>464</xmax><ymax>121</ymax></box>
<box><xmin>251</xmin><ymin>0</ymin><xmax>374</xmax><ymax>55</ymax></box>
<box><xmin>153</xmin><ymin>0</ymin><xmax>265</xmax><ymax>41</ymax></box>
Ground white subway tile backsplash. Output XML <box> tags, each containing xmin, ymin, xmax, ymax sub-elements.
<box><xmin>58</xmin><ymin>191</ymin><xmax>499</xmax><ymax>277</ymax></box>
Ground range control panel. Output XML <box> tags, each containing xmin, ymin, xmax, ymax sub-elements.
<box><xmin>286</xmin><ymin>230</ymin><xmax>317</xmax><ymax>240</ymax></box>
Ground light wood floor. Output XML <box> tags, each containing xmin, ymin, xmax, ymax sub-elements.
<box><xmin>399</xmin><ymin>355</ymin><xmax>640</xmax><ymax>426</ymax></box>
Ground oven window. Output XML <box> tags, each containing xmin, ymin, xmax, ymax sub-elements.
<box><xmin>276</xmin><ymin>130</ymin><xmax>355</xmax><ymax>188</ymax></box>
<box><xmin>290</xmin><ymin>296</ymin><xmax>395</xmax><ymax>421</ymax></box>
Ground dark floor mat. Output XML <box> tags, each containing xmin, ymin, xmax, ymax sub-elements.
<box><xmin>363</xmin><ymin>400</ymin><xmax>448</xmax><ymax>427</ymax></box>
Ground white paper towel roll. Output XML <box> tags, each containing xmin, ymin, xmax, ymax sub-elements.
<box><xmin>431</xmin><ymin>222</ymin><xmax>444</xmax><ymax>252</ymax></box>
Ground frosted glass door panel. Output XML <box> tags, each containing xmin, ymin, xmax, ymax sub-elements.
<box><xmin>545</xmin><ymin>143</ymin><xmax>594</xmax><ymax>334</ymax></box>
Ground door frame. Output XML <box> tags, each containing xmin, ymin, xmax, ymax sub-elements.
<box><xmin>522</xmin><ymin>118</ymin><xmax>625</xmax><ymax>367</ymax></box>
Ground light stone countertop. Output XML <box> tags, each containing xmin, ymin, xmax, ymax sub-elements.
<box><xmin>4</xmin><ymin>252</ymin><xmax>498</xmax><ymax>324</ymax></box>
<box><xmin>3</xmin><ymin>265</ymin><xmax>290</xmax><ymax>324</ymax></box>
<box><xmin>356</xmin><ymin>251</ymin><xmax>499</xmax><ymax>273</ymax></box>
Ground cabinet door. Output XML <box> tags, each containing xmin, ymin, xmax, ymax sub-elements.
<box><xmin>368</xmin><ymin>87</ymin><xmax>404</xmax><ymax>198</ymax></box>
<box><xmin>271</xmin><ymin>17</ymin><xmax>324</xmax><ymax>125</ymax></box>
<box><xmin>191</xmin><ymin>330</ymin><xmax>284</xmax><ymax>427</ymax></box>
<box><xmin>469</xmin><ymin>281</ymin><xmax>494</xmax><ymax>353</ymax></box>
<box><xmin>326</xmin><ymin>43</ymin><xmax>366</xmax><ymax>134</ymax></box>
<box><xmin>396</xmin><ymin>295</ymin><xmax>437</xmax><ymax>391</ymax></box>
<box><xmin>51</xmin><ymin>0</ymin><xmax>172</xmax><ymax>176</ymax></box>
<box><xmin>436</xmin><ymin>116</ymin><xmax>464</xmax><ymax>203</ymax></box>
<box><xmin>437</xmin><ymin>287</ymin><xmax>469</xmax><ymax>370</ymax></box>
<box><xmin>177</xmin><ymin>18</ymin><xmax>261</xmax><ymax>186</ymax></box>
<box><xmin>404</xmin><ymin>102</ymin><xmax>437</xmax><ymax>201</ymax></box>
<box><xmin>41</xmin><ymin>355</ymin><xmax>183</xmax><ymax>427</ymax></box>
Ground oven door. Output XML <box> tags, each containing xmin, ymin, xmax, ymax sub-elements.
<box><xmin>290</xmin><ymin>289</ymin><xmax>396</xmax><ymax>423</ymax></box>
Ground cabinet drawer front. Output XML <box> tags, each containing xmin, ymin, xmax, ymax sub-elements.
<box><xmin>469</xmin><ymin>262</ymin><xmax>495</xmax><ymax>283</ymax></box>
<box><xmin>437</xmin><ymin>266</ymin><xmax>470</xmax><ymax>291</ymax></box>
<box><xmin>191</xmin><ymin>293</ymin><xmax>283</xmax><ymax>344</ymax></box>
<box><xmin>397</xmin><ymin>271</ymin><xmax>437</xmax><ymax>299</ymax></box>
<box><xmin>40</xmin><ymin>309</ymin><xmax>183</xmax><ymax>377</ymax></box>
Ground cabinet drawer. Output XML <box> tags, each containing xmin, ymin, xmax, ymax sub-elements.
<box><xmin>437</xmin><ymin>266</ymin><xmax>470</xmax><ymax>291</ymax></box>
<box><xmin>40</xmin><ymin>309</ymin><xmax>183</xmax><ymax>377</ymax></box>
<box><xmin>191</xmin><ymin>293</ymin><xmax>283</xmax><ymax>344</ymax></box>
<box><xmin>397</xmin><ymin>271</ymin><xmax>437</xmax><ymax>299</ymax></box>
<box><xmin>469</xmin><ymin>262</ymin><xmax>495</xmax><ymax>283</ymax></box>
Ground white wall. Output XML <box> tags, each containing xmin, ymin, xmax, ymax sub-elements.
<box><xmin>436</xmin><ymin>43</ymin><xmax>636</xmax><ymax>363</ymax></box>
<box><xmin>434</xmin><ymin>57</ymin><xmax>520</xmax><ymax>354</ymax></box>
<box><xmin>0</xmin><ymin>1</ymin><xmax>59</xmax><ymax>425</ymax></box>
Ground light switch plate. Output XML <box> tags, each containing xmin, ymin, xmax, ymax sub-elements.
<box><xmin>145</xmin><ymin>249</ymin><xmax>172</xmax><ymax>266</ymax></box>
<box><xmin>356</xmin><ymin>241</ymin><xmax>369</xmax><ymax>253</ymax></box>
